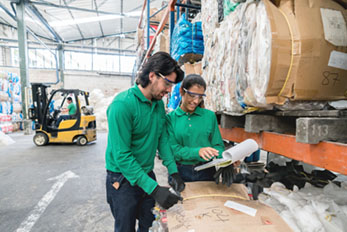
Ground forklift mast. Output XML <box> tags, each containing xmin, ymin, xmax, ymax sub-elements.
<box><xmin>29</xmin><ymin>83</ymin><xmax>50</xmax><ymax>125</ymax></box>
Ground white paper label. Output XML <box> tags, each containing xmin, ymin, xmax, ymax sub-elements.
<box><xmin>224</xmin><ymin>200</ymin><xmax>257</xmax><ymax>217</ymax></box>
<box><xmin>320</xmin><ymin>8</ymin><xmax>347</xmax><ymax>46</ymax></box>
<box><xmin>328</xmin><ymin>51</ymin><xmax>347</xmax><ymax>71</ymax></box>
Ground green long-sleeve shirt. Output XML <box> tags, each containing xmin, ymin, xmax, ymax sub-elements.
<box><xmin>105</xmin><ymin>85</ymin><xmax>178</xmax><ymax>194</ymax></box>
<box><xmin>166</xmin><ymin>106</ymin><xmax>225</xmax><ymax>165</ymax></box>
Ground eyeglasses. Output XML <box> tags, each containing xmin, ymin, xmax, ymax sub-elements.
<box><xmin>183</xmin><ymin>88</ymin><xmax>206</xmax><ymax>100</ymax></box>
<box><xmin>157</xmin><ymin>72</ymin><xmax>175</xmax><ymax>87</ymax></box>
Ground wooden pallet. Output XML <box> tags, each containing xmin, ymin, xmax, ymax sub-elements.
<box><xmin>178</xmin><ymin>53</ymin><xmax>203</xmax><ymax>66</ymax></box>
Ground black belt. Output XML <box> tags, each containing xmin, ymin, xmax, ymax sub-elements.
<box><xmin>176</xmin><ymin>162</ymin><xmax>207</xmax><ymax>168</ymax></box>
<box><xmin>106</xmin><ymin>170</ymin><xmax>154</xmax><ymax>176</ymax></box>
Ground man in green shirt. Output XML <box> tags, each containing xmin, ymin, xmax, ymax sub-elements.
<box><xmin>105</xmin><ymin>52</ymin><xmax>185</xmax><ymax>232</ymax></box>
<box><xmin>55</xmin><ymin>97</ymin><xmax>76</xmax><ymax>127</ymax></box>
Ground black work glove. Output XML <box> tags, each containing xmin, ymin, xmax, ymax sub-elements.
<box><xmin>150</xmin><ymin>185</ymin><xmax>182</xmax><ymax>209</ymax></box>
<box><xmin>214</xmin><ymin>165</ymin><xmax>235</xmax><ymax>187</ymax></box>
<box><xmin>169</xmin><ymin>173</ymin><xmax>185</xmax><ymax>192</ymax></box>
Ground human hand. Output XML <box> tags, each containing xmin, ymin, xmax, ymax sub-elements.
<box><xmin>150</xmin><ymin>185</ymin><xmax>182</xmax><ymax>209</ymax></box>
<box><xmin>233</xmin><ymin>160</ymin><xmax>241</xmax><ymax>167</ymax></box>
<box><xmin>169</xmin><ymin>173</ymin><xmax>185</xmax><ymax>192</ymax></box>
<box><xmin>213</xmin><ymin>165</ymin><xmax>235</xmax><ymax>187</ymax></box>
<box><xmin>199</xmin><ymin>147</ymin><xmax>219</xmax><ymax>161</ymax></box>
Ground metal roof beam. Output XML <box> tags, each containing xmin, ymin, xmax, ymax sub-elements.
<box><xmin>0</xmin><ymin>2</ymin><xmax>17</xmax><ymax>21</ymax></box>
<box><xmin>65</xmin><ymin>30</ymin><xmax>136</xmax><ymax>43</ymax></box>
<box><xmin>0</xmin><ymin>37</ymin><xmax>135</xmax><ymax>54</ymax></box>
<box><xmin>0</xmin><ymin>3</ymin><xmax>56</xmax><ymax>42</ymax></box>
<box><xmin>93</xmin><ymin>0</ymin><xmax>104</xmax><ymax>37</ymax></box>
<box><xmin>98</xmin><ymin>0</ymin><xmax>109</xmax><ymax>8</ymax></box>
<box><xmin>62</xmin><ymin>0</ymin><xmax>84</xmax><ymax>39</ymax></box>
<box><xmin>0</xmin><ymin>15</ymin><xmax>13</xmax><ymax>28</ymax></box>
<box><xmin>27</xmin><ymin>3</ymin><xmax>63</xmax><ymax>42</ymax></box>
<box><xmin>28</xmin><ymin>0</ymin><xmax>138</xmax><ymax>18</ymax></box>
<box><xmin>124</xmin><ymin>43</ymin><xmax>135</xmax><ymax>50</ymax></box>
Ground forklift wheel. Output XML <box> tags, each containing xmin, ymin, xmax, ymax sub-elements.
<box><xmin>33</xmin><ymin>133</ymin><xmax>48</xmax><ymax>146</ymax></box>
<box><xmin>76</xmin><ymin>136</ymin><xmax>88</xmax><ymax>146</ymax></box>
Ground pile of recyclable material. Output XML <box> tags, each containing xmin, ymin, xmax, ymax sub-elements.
<box><xmin>0</xmin><ymin>71</ymin><xmax>22</xmax><ymax>133</ymax></box>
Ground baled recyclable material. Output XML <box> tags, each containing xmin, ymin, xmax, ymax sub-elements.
<box><xmin>201</xmin><ymin>0</ymin><xmax>347</xmax><ymax>113</ymax></box>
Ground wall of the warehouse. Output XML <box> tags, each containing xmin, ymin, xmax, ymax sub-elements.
<box><xmin>1</xmin><ymin>67</ymin><xmax>131</xmax><ymax>96</ymax></box>
<box><xmin>0</xmin><ymin>25</ymin><xmax>133</xmax><ymax>96</ymax></box>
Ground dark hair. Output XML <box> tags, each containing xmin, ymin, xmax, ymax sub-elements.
<box><xmin>181</xmin><ymin>74</ymin><xmax>206</xmax><ymax>91</ymax></box>
<box><xmin>181</xmin><ymin>74</ymin><xmax>206</xmax><ymax>108</ymax></box>
<box><xmin>136</xmin><ymin>52</ymin><xmax>184</xmax><ymax>87</ymax></box>
<box><xmin>67</xmin><ymin>97</ymin><xmax>73</xmax><ymax>101</ymax></box>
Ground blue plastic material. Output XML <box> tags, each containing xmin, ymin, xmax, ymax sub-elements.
<box><xmin>244</xmin><ymin>149</ymin><xmax>260</xmax><ymax>163</ymax></box>
<box><xmin>168</xmin><ymin>82</ymin><xmax>182</xmax><ymax>110</ymax></box>
<box><xmin>171</xmin><ymin>14</ymin><xmax>193</xmax><ymax>61</ymax></box>
<box><xmin>192</xmin><ymin>21</ymin><xmax>204</xmax><ymax>55</ymax></box>
<box><xmin>170</xmin><ymin>14</ymin><xmax>205</xmax><ymax>60</ymax></box>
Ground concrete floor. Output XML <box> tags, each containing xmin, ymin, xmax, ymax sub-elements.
<box><xmin>0</xmin><ymin>131</ymin><xmax>168</xmax><ymax>232</ymax></box>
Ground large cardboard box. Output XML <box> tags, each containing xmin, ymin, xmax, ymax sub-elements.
<box><xmin>167</xmin><ymin>182</ymin><xmax>292</xmax><ymax>232</ymax></box>
<box><xmin>264</xmin><ymin>0</ymin><xmax>347</xmax><ymax>104</ymax></box>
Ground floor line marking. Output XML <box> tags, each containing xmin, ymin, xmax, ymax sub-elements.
<box><xmin>15</xmin><ymin>171</ymin><xmax>79</xmax><ymax>232</ymax></box>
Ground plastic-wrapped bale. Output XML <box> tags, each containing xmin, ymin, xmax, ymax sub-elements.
<box><xmin>202</xmin><ymin>3</ymin><xmax>244</xmax><ymax>113</ymax></box>
<box><xmin>241</xmin><ymin>0</ymin><xmax>347</xmax><ymax>107</ymax></box>
<box><xmin>202</xmin><ymin>0</ymin><xmax>347</xmax><ymax>113</ymax></box>
<box><xmin>266</xmin><ymin>0</ymin><xmax>347</xmax><ymax>104</ymax></box>
<box><xmin>234</xmin><ymin>1</ymin><xmax>272</xmax><ymax>109</ymax></box>
<box><xmin>171</xmin><ymin>14</ymin><xmax>193</xmax><ymax>61</ymax></box>
<box><xmin>203</xmin><ymin>0</ymin><xmax>272</xmax><ymax>112</ymax></box>
<box><xmin>224</xmin><ymin>0</ymin><xmax>242</xmax><ymax>17</ymax></box>
<box><xmin>201</xmin><ymin>0</ymin><xmax>219</xmax><ymax>44</ymax></box>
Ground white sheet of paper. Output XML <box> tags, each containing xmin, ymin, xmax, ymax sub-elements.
<box><xmin>224</xmin><ymin>200</ymin><xmax>257</xmax><ymax>217</ymax></box>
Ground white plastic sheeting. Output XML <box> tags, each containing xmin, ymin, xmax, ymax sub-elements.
<box><xmin>89</xmin><ymin>89</ymin><xmax>117</xmax><ymax>131</ymax></box>
<box><xmin>202</xmin><ymin>0</ymin><xmax>272</xmax><ymax>113</ymax></box>
<box><xmin>259</xmin><ymin>182</ymin><xmax>347</xmax><ymax>232</ymax></box>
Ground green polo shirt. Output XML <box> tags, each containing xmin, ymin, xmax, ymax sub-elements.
<box><xmin>105</xmin><ymin>85</ymin><xmax>178</xmax><ymax>194</ymax></box>
<box><xmin>68</xmin><ymin>103</ymin><xmax>76</xmax><ymax>115</ymax></box>
<box><xmin>166</xmin><ymin>106</ymin><xmax>225</xmax><ymax>165</ymax></box>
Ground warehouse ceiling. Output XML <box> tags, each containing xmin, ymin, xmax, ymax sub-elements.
<box><xmin>0</xmin><ymin>0</ymin><xmax>165</xmax><ymax>43</ymax></box>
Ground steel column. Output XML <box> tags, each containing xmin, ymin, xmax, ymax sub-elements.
<box><xmin>169</xmin><ymin>8</ymin><xmax>175</xmax><ymax>55</ymax></box>
<box><xmin>176</xmin><ymin>0</ymin><xmax>180</xmax><ymax>19</ymax></box>
<box><xmin>58</xmin><ymin>44</ymin><xmax>64</xmax><ymax>87</ymax></box>
<box><xmin>16</xmin><ymin>0</ymin><xmax>31</xmax><ymax>134</ymax></box>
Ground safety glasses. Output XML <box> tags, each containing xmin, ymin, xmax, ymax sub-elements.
<box><xmin>183</xmin><ymin>88</ymin><xmax>206</xmax><ymax>100</ymax></box>
<box><xmin>157</xmin><ymin>72</ymin><xmax>175</xmax><ymax>87</ymax></box>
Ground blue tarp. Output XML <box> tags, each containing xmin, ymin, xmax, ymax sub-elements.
<box><xmin>171</xmin><ymin>14</ymin><xmax>205</xmax><ymax>61</ymax></box>
<box><xmin>171</xmin><ymin>14</ymin><xmax>193</xmax><ymax>61</ymax></box>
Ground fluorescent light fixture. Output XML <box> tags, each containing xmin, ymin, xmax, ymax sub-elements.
<box><xmin>49</xmin><ymin>14</ymin><xmax>122</xmax><ymax>27</ymax></box>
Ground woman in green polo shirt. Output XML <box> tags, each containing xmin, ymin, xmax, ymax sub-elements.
<box><xmin>166</xmin><ymin>74</ymin><xmax>225</xmax><ymax>182</ymax></box>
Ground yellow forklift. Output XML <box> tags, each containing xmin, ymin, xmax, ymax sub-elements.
<box><xmin>28</xmin><ymin>83</ymin><xmax>97</xmax><ymax>146</ymax></box>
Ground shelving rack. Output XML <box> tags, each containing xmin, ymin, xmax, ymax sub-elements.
<box><xmin>135</xmin><ymin>0</ymin><xmax>347</xmax><ymax>175</ymax></box>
